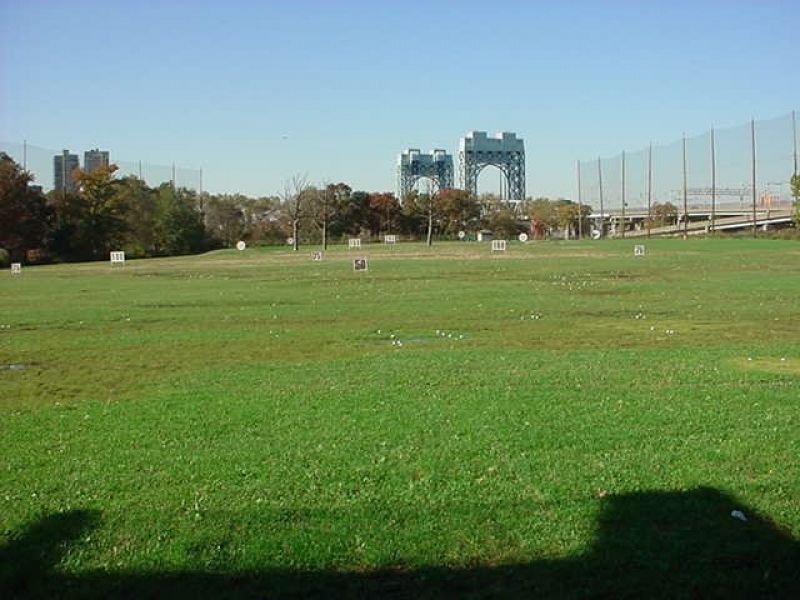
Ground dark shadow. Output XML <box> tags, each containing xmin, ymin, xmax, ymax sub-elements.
<box><xmin>2</xmin><ymin>488</ymin><xmax>798</xmax><ymax>599</ymax></box>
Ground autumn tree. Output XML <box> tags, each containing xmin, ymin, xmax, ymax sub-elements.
<box><xmin>367</xmin><ymin>192</ymin><xmax>400</xmax><ymax>236</ymax></box>
<box><xmin>437</xmin><ymin>189</ymin><xmax>480</xmax><ymax>236</ymax></box>
<box><xmin>482</xmin><ymin>195</ymin><xmax>522</xmax><ymax>239</ymax></box>
<box><xmin>648</xmin><ymin>202</ymin><xmax>678</xmax><ymax>228</ymax></box>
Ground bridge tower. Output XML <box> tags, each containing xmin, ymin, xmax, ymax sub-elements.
<box><xmin>397</xmin><ymin>149</ymin><xmax>454</xmax><ymax>201</ymax></box>
<box><xmin>459</xmin><ymin>131</ymin><xmax>525</xmax><ymax>202</ymax></box>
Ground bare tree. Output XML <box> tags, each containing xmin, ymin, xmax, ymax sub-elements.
<box><xmin>281</xmin><ymin>174</ymin><xmax>309</xmax><ymax>251</ymax></box>
<box><xmin>424</xmin><ymin>180</ymin><xmax>437</xmax><ymax>246</ymax></box>
<box><xmin>313</xmin><ymin>182</ymin><xmax>335</xmax><ymax>251</ymax></box>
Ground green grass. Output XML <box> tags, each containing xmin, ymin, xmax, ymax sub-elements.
<box><xmin>2</xmin><ymin>239</ymin><xmax>799</xmax><ymax>598</ymax></box>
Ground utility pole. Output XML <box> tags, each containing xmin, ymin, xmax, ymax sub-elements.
<box><xmin>621</xmin><ymin>151</ymin><xmax>626</xmax><ymax>239</ymax></box>
<box><xmin>682</xmin><ymin>134</ymin><xmax>688</xmax><ymax>238</ymax></box>
<box><xmin>598</xmin><ymin>157</ymin><xmax>605</xmax><ymax>238</ymax></box>
<box><xmin>751</xmin><ymin>118</ymin><xmax>757</xmax><ymax>238</ymax></box>
<box><xmin>710</xmin><ymin>127</ymin><xmax>716</xmax><ymax>235</ymax></box>
<box><xmin>647</xmin><ymin>142</ymin><xmax>652</xmax><ymax>239</ymax></box>
<box><xmin>23</xmin><ymin>140</ymin><xmax>27</xmax><ymax>170</ymax></box>
<box><xmin>576</xmin><ymin>160</ymin><xmax>583</xmax><ymax>240</ymax></box>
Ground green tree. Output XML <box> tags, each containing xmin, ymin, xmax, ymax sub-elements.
<box><xmin>117</xmin><ymin>176</ymin><xmax>163</xmax><ymax>256</ymax></box>
<box><xmin>161</xmin><ymin>188</ymin><xmax>207</xmax><ymax>254</ymax></box>
<box><xmin>242</xmin><ymin>195</ymin><xmax>284</xmax><ymax>245</ymax></box>
<box><xmin>205</xmin><ymin>194</ymin><xmax>246</xmax><ymax>247</ymax></box>
<box><xmin>0</xmin><ymin>152</ymin><xmax>51</xmax><ymax>262</ymax></box>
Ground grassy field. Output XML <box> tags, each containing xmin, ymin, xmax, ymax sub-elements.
<box><xmin>2</xmin><ymin>239</ymin><xmax>799</xmax><ymax>598</ymax></box>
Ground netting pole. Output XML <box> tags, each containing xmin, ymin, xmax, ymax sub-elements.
<box><xmin>598</xmin><ymin>157</ymin><xmax>605</xmax><ymax>238</ymax></box>
<box><xmin>751</xmin><ymin>118</ymin><xmax>757</xmax><ymax>238</ymax></box>
<box><xmin>621</xmin><ymin>151</ymin><xmax>626</xmax><ymax>239</ymax></box>
<box><xmin>576</xmin><ymin>160</ymin><xmax>583</xmax><ymax>239</ymax></box>
<box><xmin>682</xmin><ymin>134</ymin><xmax>688</xmax><ymax>238</ymax></box>
<box><xmin>711</xmin><ymin>127</ymin><xmax>716</xmax><ymax>234</ymax></box>
<box><xmin>793</xmin><ymin>110</ymin><xmax>798</xmax><ymax>177</ymax></box>
<box><xmin>647</xmin><ymin>142</ymin><xmax>652</xmax><ymax>239</ymax></box>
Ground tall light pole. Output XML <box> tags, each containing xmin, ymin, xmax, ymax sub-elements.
<box><xmin>682</xmin><ymin>134</ymin><xmax>688</xmax><ymax>238</ymax></box>
<box><xmin>711</xmin><ymin>127</ymin><xmax>716</xmax><ymax>235</ymax></box>
<box><xmin>621</xmin><ymin>150</ymin><xmax>626</xmax><ymax>239</ymax></box>
<box><xmin>647</xmin><ymin>142</ymin><xmax>652</xmax><ymax>239</ymax></box>
<box><xmin>598</xmin><ymin>157</ymin><xmax>605</xmax><ymax>238</ymax></box>
<box><xmin>576</xmin><ymin>160</ymin><xmax>583</xmax><ymax>240</ymax></box>
<box><xmin>751</xmin><ymin>118</ymin><xmax>757</xmax><ymax>238</ymax></box>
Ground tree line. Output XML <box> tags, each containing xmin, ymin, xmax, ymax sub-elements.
<box><xmin>2</xmin><ymin>152</ymin><xmax>599</xmax><ymax>265</ymax></box>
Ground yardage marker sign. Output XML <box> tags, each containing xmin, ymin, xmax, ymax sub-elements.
<box><xmin>353</xmin><ymin>257</ymin><xmax>368</xmax><ymax>271</ymax></box>
<box><xmin>491</xmin><ymin>240</ymin><xmax>507</xmax><ymax>252</ymax></box>
<box><xmin>348</xmin><ymin>238</ymin><xmax>361</xmax><ymax>249</ymax></box>
<box><xmin>110</xmin><ymin>251</ymin><xmax>125</xmax><ymax>266</ymax></box>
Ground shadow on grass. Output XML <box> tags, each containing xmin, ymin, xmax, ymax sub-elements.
<box><xmin>2</xmin><ymin>487</ymin><xmax>798</xmax><ymax>599</ymax></box>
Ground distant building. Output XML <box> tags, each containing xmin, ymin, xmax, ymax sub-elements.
<box><xmin>84</xmin><ymin>148</ymin><xmax>110</xmax><ymax>173</ymax></box>
<box><xmin>54</xmin><ymin>149</ymin><xmax>80</xmax><ymax>192</ymax></box>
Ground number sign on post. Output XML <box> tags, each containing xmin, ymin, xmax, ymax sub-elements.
<box><xmin>312</xmin><ymin>251</ymin><xmax>323</xmax><ymax>261</ymax></box>
<box><xmin>634</xmin><ymin>245</ymin><xmax>645</xmax><ymax>257</ymax></box>
<box><xmin>384</xmin><ymin>234</ymin><xmax>397</xmax><ymax>244</ymax></box>
<box><xmin>348</xmin><ymin>238</ymin><xmax>361</xmax><ymax>249</ymax></box>
<box><xmin>11</xmin><ymin>263</ymin><xmax>21</xmax><ymax>275</ymax></box>
<box><xmin>491</xmin><ymin>240</ymin><xmax>507</xmax><ymax>252</ymax></box>
<box><xmin>353</xmin><ymin>258</ymin><xmax>368</xmax><ymax>272</ymax></box>
<box><xmin>110</xmin><ymin>251</ymin><xmax>126</xmax><ymax>266</ymax></box>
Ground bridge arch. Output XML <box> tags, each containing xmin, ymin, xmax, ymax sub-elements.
<box><xmin>459</xmin><ymin>131</ymin><xmax>525</xmax><ymax>201</ymax></box>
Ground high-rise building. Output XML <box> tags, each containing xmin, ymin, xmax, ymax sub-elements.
<box><xmin>53</xmin><ymin>149</ymin><xmax>80</xmax><ymax>192</ymax></box>
<box><xmin>84</xmin><ymin>148</ymin><xmax>110</xmax><ymax>173</ymax></box>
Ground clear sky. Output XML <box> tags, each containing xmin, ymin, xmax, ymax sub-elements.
<box><xmin>1</xmin><ymin>0</ymin><xmax>797</xmax><ymax>198</ymax></box>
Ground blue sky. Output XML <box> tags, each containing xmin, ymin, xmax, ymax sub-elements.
<box><xmin>1</xmin><ymin>0</ymin><xmax>797</xmax><ymax>198</ymax></box>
